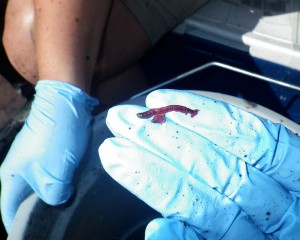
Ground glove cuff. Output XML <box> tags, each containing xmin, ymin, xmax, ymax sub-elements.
<box><xmin>271</xmin><ymin>125</ymin><xmax>300</xmax><ymax>193</ymax></box>
<box><xmin>35</xmin><ymin>80</ymin><xmax>99</xmax><ymax>111</ymax></box>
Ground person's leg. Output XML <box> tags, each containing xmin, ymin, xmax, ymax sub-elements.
<box><xmin>3</xmin><ymin>0</ymin><xmax>38</xmax><ymax>84</ymax></box>
<box><xmin>3</xmin><ymin>0</ymin><xmax>151</xmax><ymax>93</ymax></box>
<box><xmin>3</xmin><ymin>0</ymin><xmax>208</xmax><ymax>103</ymax></box>
<box><xmin>91</xmin><ymin>0</ymin><xmax>153</xmax><ymax>104</ymax></box>
<box><xmin>94</xmin><ymin>0</ymin><xmax>152</xmax><ymax>81</ymax></box>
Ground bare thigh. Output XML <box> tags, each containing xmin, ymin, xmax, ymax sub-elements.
<box><xmin>3</xmin><ymin>0</ymin><xmax>151</xmax><ymax>86</ymax></box>
<box><xmin>3</xmin><ymin>0</ymin><xmax>37</xmax><ymax>82</ymax></box>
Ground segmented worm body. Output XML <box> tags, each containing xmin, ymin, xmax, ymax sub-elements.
<box><xmin>137</xmin><ymin>105</ymin><xmax>199</xmax><ymax>123</ymax></box>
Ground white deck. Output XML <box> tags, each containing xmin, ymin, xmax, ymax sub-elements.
<box><xmin>174</xmin><ymin>0</ymin><xmax>300</xmax><ymax>71</ymax></box>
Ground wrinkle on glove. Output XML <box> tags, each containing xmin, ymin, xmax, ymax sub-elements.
<box><xmin>144</xmin><ymin>90</ymin><xmax>300</xmax><ymax>194</ymax></box>
<box><xmin>0</xmin><ymin>80</ymin><xmax>98</xmax><ymax>232</ymax></box>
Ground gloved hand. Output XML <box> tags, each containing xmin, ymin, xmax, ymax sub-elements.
<box><xmin>99</xmin><ymin>89</ymin><xmax>300</xmax><ymax>239</ymax></box>
<box><xmin>0</xmin><ymin>80</ymin><xmax>98</xmax><ymax>233</ymax></box>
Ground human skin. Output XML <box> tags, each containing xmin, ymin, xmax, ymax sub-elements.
<box><xmin>3</xmin><ymin>0</ymin><xmax>151</xmax><ymax>95</ymax></box>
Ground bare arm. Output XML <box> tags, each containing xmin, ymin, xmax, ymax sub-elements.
<box><xmin>34</xmin><ymin>0</ymin><xmax>112</xmax><ymax>92</ymax></box>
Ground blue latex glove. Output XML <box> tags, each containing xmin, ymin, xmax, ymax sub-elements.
<box><xmin>99</xmin><ymin>89</ymin><xmax>300</xmax><ymax>239</ymax></box>
<box><xmin>0</xmin><ymin>80</ymin><xmax>98</xmax><ymax>233</ymax></box>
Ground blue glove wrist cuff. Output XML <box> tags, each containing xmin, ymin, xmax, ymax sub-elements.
<box><xmin>35</xmin><ymin>80</ymin><xmax>99</xmax><ymax>111</ymax></box>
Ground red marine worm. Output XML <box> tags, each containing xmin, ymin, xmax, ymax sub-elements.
<box><xmin>137</xmin><ymin>105</ymin><xmax>199</xmax><ymax>123</ymax></box>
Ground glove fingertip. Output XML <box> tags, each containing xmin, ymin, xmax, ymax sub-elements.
<box><xmin>145</xmin><ymin>89</ymin><xmax>172</xmax><ymax>106</ymax></box>
<box><xmin>145</xmin><ymin>218</ymin><xmax>177</xmax><ymax>240</ymax></box>
<box><xmin>98</xmin><ymin>138</ymin><xmax>129</xmax><ymax>178</ymax></box>
<box><xmin>145</xmin><ymin>218</ymin><xmax>201</xmax><ymax>240</ymax></box>
<box><xmin>40</xmin><ymin>183</ymin><xmax>74</xmax><ymax>206</ymax></box>
<box><xmin>145</xmin><ymin>89</ymin><xmax>198</xmax><ymax>109</ymax></box>
<box><xmin>0</xmin><ymin>175</ymin><xmax>32</xmax><ymax>233</ymax></box>
<box><xmin>98</xmin><ymin>138</ymin><xmax>116</xmax><ymax>167</ymax></box>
